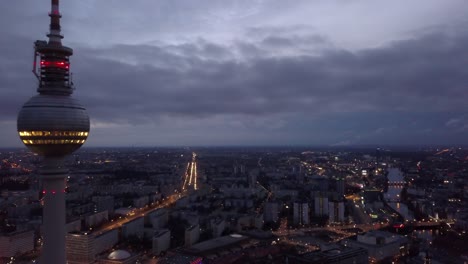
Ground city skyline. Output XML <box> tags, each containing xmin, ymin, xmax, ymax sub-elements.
<box><xmin>1</xmin><ymin>0</ymin><xmax>468</xmax><ymax>147</ymax></box>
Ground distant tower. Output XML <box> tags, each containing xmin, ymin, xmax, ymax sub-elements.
<box><xmin>17</xmin><ymin>0</ymin><xmax>90</xmax><ymax>263</ymax></box>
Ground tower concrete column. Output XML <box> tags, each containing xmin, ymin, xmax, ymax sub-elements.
<box><xmin>41</xmin><ymin>158</ymin><xmax>67</xmax><ymax>264</ymax></box>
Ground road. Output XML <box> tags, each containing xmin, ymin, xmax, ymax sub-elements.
<box><xmin>274</xmin><ymin>222</ymin><xmax>388</xmax><ymax>250</ymax></box>
<box><xmin>95</xmin><ymin>192</ymin><xmax>184</xmax><ymax>235</ymax></box>
<box><xmin>98</xmin><ymin>152</ymin><xmax>199</xmax><ymax>234</ymax></box>
<box><xmin>183</xmin><ymin>152</ymin><xmax>198</xmax><ymax>190</ymax></box>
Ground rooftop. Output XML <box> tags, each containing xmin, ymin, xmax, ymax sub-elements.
<box><xmin>185</xmin><ymin>234</ymin><xmax>248</xmax><ymax>254</ymax></box>
<box><xmin>108</xmin><ymin>250</ymin><xmax>131</xmax><ymax>260</ymax></box>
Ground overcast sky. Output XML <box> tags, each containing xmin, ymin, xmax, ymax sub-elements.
<box><xmin>1</xmin><ymin>0</ymin><xmax>467</xmax><ymax>147</ymax></box>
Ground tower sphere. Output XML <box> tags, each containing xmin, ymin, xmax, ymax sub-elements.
<box><xmin>17</xmin><ymin>95</ymin><xmax>90</xmax><ymax>157</ymax></box>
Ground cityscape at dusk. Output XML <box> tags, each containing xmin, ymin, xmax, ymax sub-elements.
<box><xmin>0</xmin><ymin>0</ymin><xmax>467</xmax><ymax>263</ymax></box>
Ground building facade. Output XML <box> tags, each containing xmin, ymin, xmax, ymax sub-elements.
<box><xmin>329</xmin><ymin>201</ymin><xmax>345</xmax><ymax>223</ymax></box>
<box><xmin>185</xmin><ymin>224</ymin><xmax>200</xmax><ymax>247</ymax></box>
<box><xmin>152</xmin><ymin>229</ymin><xmax>171</xmax><ymax>255</ymax></box>
<box><xmin>0</xmin><ymin>230</ymin><xmax>34</xmax><ymax>258</ymax></box>
<box><xmin>293</xmin><ymin>202</ymin><xmax>310</xmax><ymax>225</ymax></box>
<box><xmin>315</xmin><ymin>195</ymin><xmax>329</xmax><ymax>216</ymax></box>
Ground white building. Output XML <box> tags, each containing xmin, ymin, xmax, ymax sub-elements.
<box><xmin>152</xmin><ymin>229</ymin><xmax>171</xmax><ymax>255</ymax></box>
<box><xmin>185</xmin><ymin>224</ymin><xmax>200</xmax><ymax>247</ymax></box>
<box><xmin>67</xmin><ymin>230</ymin><xmax>119</xmax><ymax>264</ymax></box>
<box><xmin>0</xmin><ymin>230</ymin><xmax>34</xmax><ymax>258</ymax></box>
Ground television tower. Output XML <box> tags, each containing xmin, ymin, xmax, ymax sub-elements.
<box><xmin>17</xmin><ymin>0</ymin><xmax>90</xmax><ymax>263</ymax></box>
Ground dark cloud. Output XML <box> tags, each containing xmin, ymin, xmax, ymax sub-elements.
<box><xmin>61</xmin><ymin>29</ymin><xmax>468</xmax><ymax>123</ymax></box>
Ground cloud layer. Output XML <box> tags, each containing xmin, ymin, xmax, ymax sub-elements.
<box><xmin>0</xmin><ymin>1</ymin><xmax>467</xmax><ymax>147</ymax></box>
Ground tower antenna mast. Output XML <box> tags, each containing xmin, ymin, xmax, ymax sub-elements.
<box><xmin>48</xmin><ymin>0</ymin><xmax>63</xmax><ymax>46</ymax></box>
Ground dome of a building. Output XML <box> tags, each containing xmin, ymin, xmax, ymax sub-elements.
<box><xmin>108</xmin><ymin>250</ymin><xmax>131</xmax><ymax>260</ymax></box>
<box><xmin>17</xmin><ymin>94</ymin><xmax>90</xmax><ymax>157</ymax></box>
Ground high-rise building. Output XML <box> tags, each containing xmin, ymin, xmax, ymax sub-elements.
<box><xmin>314</xmin><ymin>194</ymin><xmax>329</xmax><ymax>217</ymax></box>
<box><xmin>293</xmin><ymin>202</ymin><xmax>310</xmax><ymax>226</ymax></box>
<box><xmin>17</xmin><ymin>0</ymin><xmax>90</xmax><ymax>262</ymax></box>
<box><xmin>335</xmin><ymin>177</ymin><xmax>345</xmax><ymax>196</ymax></box>
<box><xmin>185</xmin><ymin>224</ymin><xmax>200</xmax><ymax>246</ymax></box>
<box><xmin>329</xmin><ymin>201</ymin><xmax>345</xmax><ymax>223</ymax></box>
<box><xmin>152</xmin><ymin>229</ymin><xmax>171</xmax><ymax>255</ymax></box>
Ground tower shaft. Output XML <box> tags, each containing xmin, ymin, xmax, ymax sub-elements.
<box><xmin>41</xmin><ymin>158</ymin><xmax>67</xmax><ymax>264</ymax></box>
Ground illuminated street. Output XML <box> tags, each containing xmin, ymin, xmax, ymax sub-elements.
<box><xmin>96</xmin><ymin>192</ymin><xmax>184</xmax><ymax>235</ymax></box>
<box><xmin>183</xmin><ymin>152</ymin><xmax>198</xmax><ymax>190</ymax></box>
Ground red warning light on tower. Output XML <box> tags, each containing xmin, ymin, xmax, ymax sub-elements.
<box><xmin>40</xmin><ymin>60</ymin><xmax>70</xmax><ymax>69</ymax></box>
